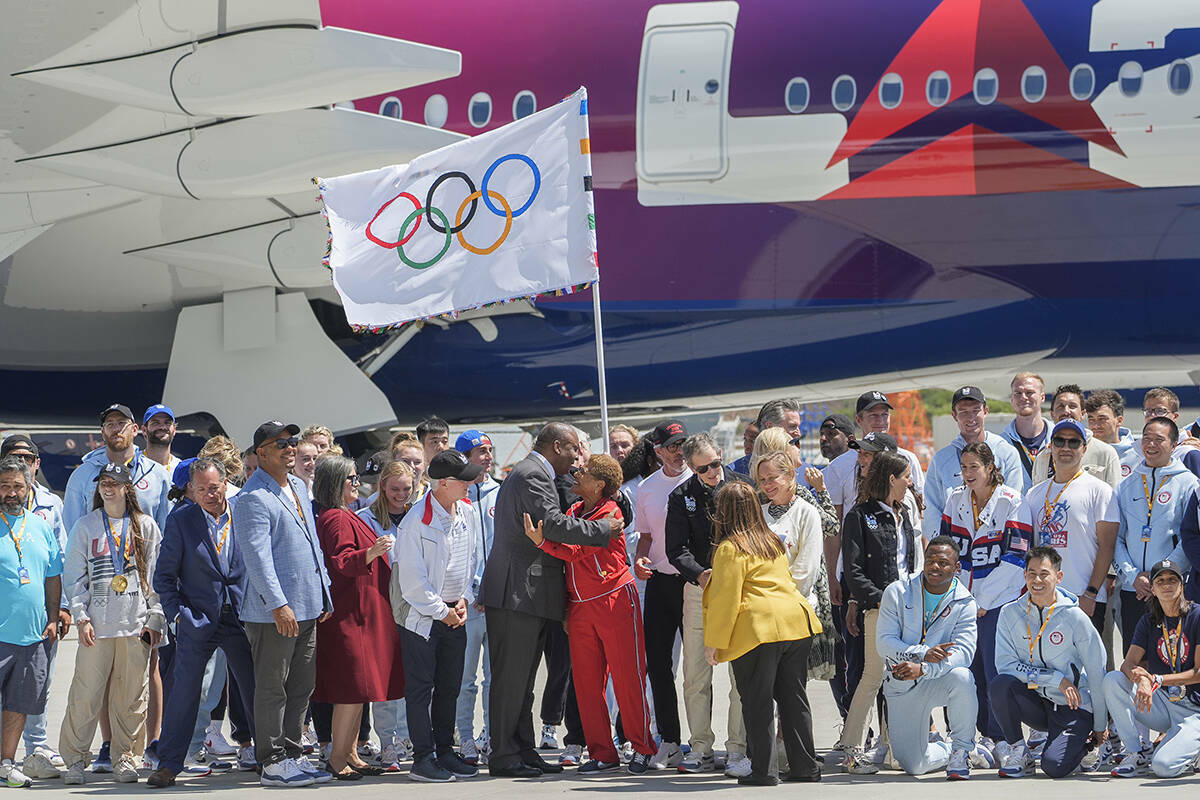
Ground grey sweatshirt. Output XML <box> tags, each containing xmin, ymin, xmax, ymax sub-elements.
<box><xmin>64</xmin><ymin>508</ymin><xmax>165</xmax><ymax>638</ymax></box>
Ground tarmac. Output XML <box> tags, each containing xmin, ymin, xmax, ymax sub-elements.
<box><xmin>17</xmin><ymin>634</ymin><xmax>1191</xmax><ymax>796</ymax></box>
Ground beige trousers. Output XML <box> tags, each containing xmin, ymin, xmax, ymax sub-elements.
<box><xmin>682</xmin><ymin>582</ymin><xmax>747</xmax><ymax>756</ymax></box>
<box><xmin>839</xmin><ymin>609</ymin><xmax>885</xmax><ymax>748</ymax></box>
<box><xmin>59</xmin><ymin>636</ymin><xmax>149</xmax><ymax>768</ymax></box>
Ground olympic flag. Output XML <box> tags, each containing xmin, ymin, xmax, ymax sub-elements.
<box><xmin>316</xmin><ymin>87</ymin><xmax>597</xmax><ymax>331</ymax></box>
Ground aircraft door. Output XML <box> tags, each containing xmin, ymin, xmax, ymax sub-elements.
<box><xmin>637</xmin><ymin>23</ymin><xmax>731</xmax><ymax>181</ymax></box>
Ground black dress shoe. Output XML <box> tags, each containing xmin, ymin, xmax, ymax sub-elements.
<box><xmin>738</xmin><ymin>774</ymin><xmax>780</xmax><ymax>786</ymax></box>
<box><xmin>782</xmin><ymin>772</ymin><xmax>822</xmax><ymax>782</ymax></box>
<box><xmin>524</xmin><ymin>756</ymin><xmax>564</xmax><ymax>774</ymax></box>
<box><xmin>490</xmin><ymin>763</ymin><xmax>542</xmax><ymax>778</ymax></box>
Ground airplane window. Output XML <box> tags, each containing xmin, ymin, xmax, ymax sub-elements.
<box><xmin>879</xmin><ymin>73</ymin><xmax>903</xmax><ymax>109</ymax></box>
<box><xmin>513</xmin><ymin>90</ymin><xmax>537</xmax><ymax>119</ymax></box>
<box><xmin>785</xmin><ymin>77</ymin><xmax>810</xmax><ymax>113</ymax></box>
<box><xmin>926</xmin><ymin>70</ymin><xmax>951</xmax><ymax>107</ymax></box>
<box><xmin>1021</xmin><ymin>66</ymin><xmax>1046</xmax><ymax>103</ymax></box>
<box><xmin>973</xmin><ymin>68</ymin><xmax>998</xmax><ymax>105</ymax></box>
<box><xmin>1069</xmin><ymin>65</ymin><xmax>1094</xmax><ymax>100</ymax></box>
<box><xmin>832</xmin><ymin>75</ymin><xmax>856</xmax><ymax>111</ymax></box>
<box><xmin>380</xmin><ymin>96</ymin><xmax>402</xmax><ymax>119</ymax></box>
<box><xmin>424</xmin><ymin>94</ymin><xmax>448</xmax><ymax>128</ymax></box>
<box><xmin>1169</xmin><ymin>60</ymin><xmax>1192</xmax><ymax>95</ymax></box>
<box><xmin>1119</xmin><ymin>61</ymin><xmax>1143</xmax><ymax>97</ymax></box>
<box><xmin>469</xmin><ymin>92</ymin><xmax>492</xmax><ymax>128</ymax></box>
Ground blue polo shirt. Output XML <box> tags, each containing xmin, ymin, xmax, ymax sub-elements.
<box><xmin>0</xmin><ymin>510</ymin><xmax>63</xmax><ymax>646</ymax></box>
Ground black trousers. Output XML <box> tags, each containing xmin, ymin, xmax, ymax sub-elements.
<box><xmin>732</xmin><ymin>638</ymin><xmax>818</xmax><ymax>781</ymax></box>
<box><xmin>1087</xmin><ymin>601</ymin><xmax>1108</xmax><ymax>636</ymax></box>
<box><xmin>539</xmin><ymin>623</ymin><xmax>585</xmax><ymax>745</ymax></box>
<box><xmin>1119</xmin><ymin>590</ymin><xmax>1148</xmax><ymax>647</ymax></box>
<box><xmin>643</xmin><ymin>572</ymin><xmax>684</xmax><ymax>744</ymax></box>
<box><xmin>486</xmin><ymin>606</ymin><xmax>553</xmax><ymax>769</ymax></box>
<box><xmin>401</xmin><ymin>621</ymin><xmax>467</xmax><ymax>761</ymax></box>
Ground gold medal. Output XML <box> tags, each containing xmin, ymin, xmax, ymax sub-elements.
<box><xmin>111</xmin><ymin>574</ymin><xmax>128</xmax><ymax>593</ymax></box>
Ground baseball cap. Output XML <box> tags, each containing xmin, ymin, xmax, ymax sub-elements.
<box><xmin>143</xmin><ymin>404</ymin><xmax>175</xmax><ymax>425</ymax></box>
<box><xmin>455</xmin><ymin>429</ymin><xmax>492</xmax><ymax>454</ymax></box>
<box><xmin>172</xmin><ymin>457</ymin><xmax>197</xmax><ymax>490</ymax></box>
<box><xmin>0</xmin><ymin>435</ymin><xmax>38</xmax><ymax>458</ymax></box>
<box><xmin>100</xmin><ymin>404</ymin><xmax>134</xmax><ymax>424</ymax></box>
<box><xmin>856</xmin><ymin>391</ymin><xmax>892</xmax><ymax>414</ymax></box>
<box><xmin>951</xmin><ymin>386</ymin><xmax>986</xmax><ymax>408</ymax></box>
<box><xmin>820</xmin><ymin>414</ymin><xmax>855</xmax><ymax>437</ymax></box>
<box><xmin>428</xmin><ymin>450</ymin><xmax>484</xmax><ymax>482</ymax></box>
<box><xmin>1150</xmin><ymin>559</ymin><xmax>1185</xmax><ymax>583</ymax></box>
<box><xmin>652</xmin><ymin>420</ymin><xmax>688</xmax><ymax>448</ymax></box>
<box><xmin>847</xmin><ymin>432</ymin><xmax>899</xmax><ymax>453</ymax></box>
<box><xmin>252</xmin><ymin>420</ymin><xmax>301</xmax><ymax>449</ymax></box>
<box><xmin>1051</xmin><ymin>419</ymin><xmax>1087</xmax><ymax>440</ymax></box>
<box><xmin>95</xmin><ymin>462</ymin><xmax>133</xmax><ymax>484</ymax></box>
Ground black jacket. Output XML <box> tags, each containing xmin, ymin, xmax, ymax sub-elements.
<box><xmin>841</xmin><ymin>499</ymin><xmax>918</xmax><ymax>610</ymax></box>
<box><xmin>665</xmin><ymin>469</ymin><xmax>750</xmax><ymax>584</ymax></box>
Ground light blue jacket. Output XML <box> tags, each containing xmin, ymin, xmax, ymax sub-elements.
<box><xmin>63</xmin><ymin>446</ymin><xmax>171</xmax><ymax>535</ymax></box>
<box><xmin>1112</xmin><ymin>427</ymin><xmax>1140</xmax><ymax>479</ymax></box>
<box><xmin>922</xmin><ymin>431</ymin><xmax>1024</xmax><ymax>539</ymax></box>
<box><xmin>877</xmin><ymin>573</ymin><xmax>978</xmax><ymax>696</ymax></box>
<box><xmin>1001</xmin><ymin>416</ymin><xmax>1053</xmax><ymax>493</ymax></box>
<box><xmin>467</xmin><ymin>477</ymin><xmax>500</xmax><ymax>600</ymax></box>
<box><xmin>1114</xmin><ymin>457</ymin><xmax>1197</xmax><ymax>591</ymax></box>
<box><xmin>995</xmin><ymin>588</ymin><xmax>1108</xmax><ymax>731</ymax></box>
<box><xmin>233</xmin><ymin>469</ymin><xmax>333</xmax><ymax>624</ymax></box>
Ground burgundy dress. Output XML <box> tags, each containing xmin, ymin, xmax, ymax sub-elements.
<box><xmin>312</xmin><ymin>507</ymin><xmax>404</xmax><ymax>703</ymax></box>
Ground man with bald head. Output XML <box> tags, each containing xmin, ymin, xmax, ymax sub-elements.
<box><xmin>480</xmin><ymin>423</ymin><xmax>622</xmax><ymax>778</ymax></box>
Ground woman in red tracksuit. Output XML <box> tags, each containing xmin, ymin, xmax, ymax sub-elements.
<box><xmin>522</xmin><ymin>453</ymin><xmax>655</xmax><ymax>774</ymax></box>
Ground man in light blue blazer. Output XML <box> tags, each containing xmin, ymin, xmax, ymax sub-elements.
<box><xmin>233</xmin><ymin>421</ymin><xmax>333</xmax><ymax>788</ymax></box>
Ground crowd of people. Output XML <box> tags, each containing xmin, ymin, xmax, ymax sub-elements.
<box><xmin>2</xmin><ymin>374</ymin><xmax>1200</xmax><ymax>789</ymax></box>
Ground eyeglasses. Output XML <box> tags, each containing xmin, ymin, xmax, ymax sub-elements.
<box><xmin>1050</xmin><ymin>436</ymin><xmax>1084</xmax><ymax>449</ymax></box>
<box><xmin>8</xmin><ymin>453</ymin><xmax>35</xmax><ymax>464</ymax></box>
<box><xmin>347</xmin><ymin>475</ymin><xmax>360</xmax><ymax>486</ymax></box>
<box><xmin>694</xmin><ymin>458</ymin><xmax>722</xmax><ymax>475</ymax></box>
<box><xmin>271</xmin><ymin>437</ymin><xmax>300</xmax><ymax>450</ymax></box>
<box><xmin>569</xmin><ymin>466</ymin><xmax>588</xmax><ymax>479</ymax></box>
<box><xmin>101</xmin><ymin>419</ymin><xmax>132</xmax><ymax>432</ymax></box>
<box><xmin>659</xmin><ymin>442</ymin><xmax>683</xmax><ymax>454</ymax></box>
<box><xmin>1145</xmin><ymin>407</ymin><xmax>1173</xmax><ymax>418</ymax></box>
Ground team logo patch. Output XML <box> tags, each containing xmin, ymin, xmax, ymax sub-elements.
<box><xmin>1158</xmin><ymin>491</ymin><xmax>1172</xmax><ymax>504</ymax></box>
<box><xmin>1121</xmin><ymin>465</ymin><xmax>1132</xmax><ymax>477</ymax></box>
<box><xmin>684</xmin><ymin>496</ymin><xmax>696</xmax><ymax>513</ymax></box>
<box><xmin>1048</xmin><ymin>631</ymin><xmax>1064</xmax><ymax>646</ymax></box>
<box><xmin>1157</xmin><ymin>630</ymin><xmax>1191</xmax><ymax>666</ymax></box>
<box><xmin>34</xmin><ymin>510</ymin><xmax>48</xmax><ymax>521</ymax></box>
<box><xmin>137</xmin><ymin>479</ymin><xmax>150</xmax><ymax>491</ymax></box>
<box><xmin>865</xmin><ymin>515</ymin><xmax>879</xmax><ymax>530</ymax></box>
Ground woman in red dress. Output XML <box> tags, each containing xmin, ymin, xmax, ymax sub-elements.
<box><xmin>311</xmin><ymin>456</ymin><xmax>404</xmax><ymax>779</ymax></box>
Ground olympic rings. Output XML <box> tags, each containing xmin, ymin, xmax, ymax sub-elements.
<box><xmin>456</xmin><ymin>190</ymin><xmax>512</xmax><ymax>255</ymax></box>
<box><xmin>366</xmin><ymin>154</ymin><xmax>542</xmax><ymax>269</ymax></box>
<box><xmin>397</xmin><ymin>206</ymin><xmax>452</xmax><ymax>270</ymax></box>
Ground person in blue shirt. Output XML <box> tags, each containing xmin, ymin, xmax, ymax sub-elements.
<box><xmin>1001</xmin><ymin>373</ymin><xmax>1052</xmax><ymax>493</ymax></box>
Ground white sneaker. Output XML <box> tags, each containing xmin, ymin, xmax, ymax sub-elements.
<box><xmin>679</xmin><ymin>751</ymin><xmax>718</xmax><ymax>772</ymax></box>
<box><xmin>978</xmin><ymin>737</ymin><xmax>997</xmax><ymax>762</ymax></box>
<box><xmin>999</xmin><ymin>742</ymin><xmax>1035</xmax><ymax>778</ymax></box>
<box><xmin>292</xmin><ymin>756</ymin><xmax>333</xmax><ymax>783</ymax></box>
<box><xmin>864</xmin><ymin>742</ymin><xmax>889</xmax><ymax>765</ymax></box>
<box><xmin>539</xmin><ymin>724</ymin><xmax>559</xmax><ymax>750</ymax></box>
<box><xmin>969</xmin><ymin>741</ymin><xmax>996</xmax><ymax>769</ymax></box>
<box><xmin>560</xmin><ymin>744</ymin><xmax>583</xmax><ymax>766</ymax></box>
<box><xmin>260</xmin><ymin>759</ymin><xmax>314</xmax><ymax>788</ymax></box>
<box><xmin>946</xmin><ymin>748</ymin><xmax>970</xmax><ymax>780</ymax></box>
<box><xmin>0</xmin><ymin>760</ymin><xmax>31</xmax><ymax>788</ymax></box>
<box><xmin>380</xmin><ymin>743</ymin><xmax>402</xmax><ymax>772</ymax></box>
<box><xmin>1026</xmin><ymin>731</ymin><xmax>1047</xmax><ymax>759</ymax></box>
<box><xmin>994</xmin><ymin>739</ymin><xmax>1012</xmax><ymax>766</ymax></box>
<box><xmin>20</xmin><ymin>749</ymin><xmax>59</xmax><ymax>779</ymax></box>
<box><xmin>237</xmin><ymin>745</ymin><xmax>257</xmax><ymax>772</ymax></box>
<box><xmin>397</xmin><ymin>738</ymin><xmax>414</xmax><ymax>761</ymax></box>
<box><xmin>1112</xmin><ymin>747</ymin><xmax>1154</xmax><ymax>778</ymax></box>
<box><xmin>621</xmin><ymin>740</ymin><xmax>633</xmax><ymax>761</ymax></box>
<box><xmin>649</xmin><ymin>741</ymin><xmax>682</xmax><ymax>770</ymax></box>
<box><xmin>842</xmin><ymin>746</ymin><xmax>878</xmax><ymax>775</ymax></box>
<box><xmin>113</xmin><ymin>756</ymin><xmax>140</xmax><ymax>783</ymax></box>
<box><xmin>204</xmin><ymin>721</ymin><xmax>238</xmax><ymax>756</ymax></box>
<box><xmin>300</xmin><ymin>725</ymin><xmax>318</xmax><ymax>753</ymax></box>
<box><xmin>724</xmin><ymin>752</ymin><xmax>753</xmax><ymax>777</ymax></box>
<box><xmin>356</xmin><ymin>740</ymin><xmax>381</xmax><ymax>763</ymax></box>
<box><xmin>63</xmin><ymin>762</ymin><xmax>85</xmax><ymax>785</ymax></box>
<box><xmin>1092</xmin><ymin>739</ymin><xmax>1123</xmax><ymax>773</ymax></box>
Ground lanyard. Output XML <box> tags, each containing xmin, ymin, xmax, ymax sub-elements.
<box><xmin>1162</xmin><ymin>617</ymin><xmax>1184</xmax><ymax>672</ymax></box>
<box><xmin>102</xmin><ymin>510</ymin><xmax>131</xmax><ymax>575</ymax></box>
<box><xmin>207</xmin><ymin>508</ymin><xmax>231</xmax><ymax>555</ymax></box>
<box><xmin>921</xmin><ymin>578</ymin><xmax>957</xmax><ymax>644</ymax></box>
<box><xmin>970</xmin><ymin>487</ymin><xmax>995</xmax><ymax>532</ymax></box>
<box><xmin>1142</xmin><ymin>474</ymin><xmax>1166</xmax><ymax>528</ymax></box>
<box><xmin>1</xmin><ymin>511</ymin><xmax>28</xmax><ymax>563</ymax></box>
<box><xmin>289</xmin><ymin>486</ymin><xmax>307</xmax><ymax>527</ymax></box>
<box><xmin>1026</xmin><ymin>598</ymin><xmax>1057</xmax><ymax>667</ymax></box>
<box><xmin>1042</xmin><ymin>471</ymin><xmax>1082</xmax><ymax>528</ymax></box>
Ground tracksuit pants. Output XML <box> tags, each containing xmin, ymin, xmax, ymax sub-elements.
<box><xmin>989</xmin><ymin>673</ymin><xmax>1091</xmax><ymax>777</ymax></box>
<box><xmin>643</xmin><ymin>572</ymin><xmax>684</xmax><ymax>745</ymax></box>
<box><xmin>885</xmin><ymin>666</ymin><xmax>977</xmax><ymax>775</ymax></box>
<box><xmin>455</xmin><ymin>605</ymin><xmax>489</xmax><ymax>744</ymax></box>
<box><xmin>970</xmin><ymin>607</ymin><xmax>1003</xmax><ymax>739</ymax></box>
<box><xmin>1103</xmin><ymin>671</ymin><xmax>1200</xmax><ymax>777</ymax></box>
<box><xmin>567</xmin><ymin>583</ymin><xmax>654</xmax><ymax>762</ymax></box>
<box><xmin>732</xmin><ymin>639</ymin><xmax>818</xmax><ymax>781</ymax></box>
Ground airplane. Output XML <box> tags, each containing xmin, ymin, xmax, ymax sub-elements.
<box><xmin>2</xmin><ymin>0</ymin><xmax>1200</xmax><ymax>444</ymax></box>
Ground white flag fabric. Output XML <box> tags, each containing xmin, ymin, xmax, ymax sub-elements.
<box><xmin>317</xmin><ymin>87</ymin><xmax>597</xmax><ymax>331</ymax></box>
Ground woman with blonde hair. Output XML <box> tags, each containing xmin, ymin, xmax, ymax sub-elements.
<box><xmin>198</xmin><ymin>435</ymin><xmax>245</xmax><ymax>493</ymax></box>
<box><xmin>703</xmin><ymin>482</ymin><xmax>822</xmax><ymax>785</ymax></box>
<box><xmin>749</xmin><ymin>428</ymin><xmax>838</xmax><ymax>537</ymax></box>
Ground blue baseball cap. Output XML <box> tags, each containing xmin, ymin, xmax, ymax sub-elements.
<box><xmin>143</xmin><ymin>404</ymin><xmax>175</xmax><ymax>425</ymax></box>
<box><xmin>172</xmin><ymin>457</ymin><xmax>196</xmax><ymax>490</ymax></box>
<box><xmin>455</xmin><ymin>429</ymin><xmax>492</xmax><ymax>454</ymax></box>
<box><xmin>1051</xmin><ymin>419</ymin><xmax>1087</xmax><ymax>440</ymax></box>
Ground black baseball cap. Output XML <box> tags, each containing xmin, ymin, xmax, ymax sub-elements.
<box><xmin>100</xmin><ymin>403</ymin><xmax>135</xmax><ymax>424</ymax></box>
<box><xmin>1</xmin><ymin>435</ymin><xmax>37</xmax><ymax>458</ymax></box>
<box><xmin>95</xmin><ymin>462</ymin><xmax>133</xmax><ymax>484</ymax></box>
<box><xmin>652</xmin><ymin>420</ymin><xmax>688</xmax><ymax>448</ymax></box>
<box><xmin>428</xmin><ymin>450</ymin><xmax>484</xmax><ymax>481</ymax></box>
<box><xmin>820</xmin><ymin>414</ymin><xmax>855</xmax><ymax>437</ymax></box>
<box><xmin>952</xmin><ymin>386</ymin><xmax>987</xmax><ymax>408</ymax></box>
<box><xmin>1150</xmin><ymin>559</ymin><xmax>1185</xmax><ymax>583</ymax></box>
<box><xmin>856</xmin><ymin>391</ymin><xmax>892</xmax><ymax>414</ymax></box>
<box><xmin>252</xmin><ymin>420</ymin><xmax>301</xmax><ymax>449</ymax></box>
<box><xmin>847</xmin><ymin>431</ymin><xmax>899</xmax><ymax>453</ymax></box>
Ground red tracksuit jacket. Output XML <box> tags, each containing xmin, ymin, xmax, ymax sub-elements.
<box><xmin>537</xmin><ymin>497</ymin><xmax>631</xmax><ymax>602</ymax></box>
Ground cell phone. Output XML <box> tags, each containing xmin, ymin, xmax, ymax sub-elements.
<box><xmin>140</xmin><ymin>631</ymin><xmax>152</xmax><ymax>645</ymax></box>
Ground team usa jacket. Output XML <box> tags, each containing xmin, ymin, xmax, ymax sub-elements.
<box><xmin>876</xmin><ymin>572</ymin><xmax>978</xmax><ymax>696</ymax></box>
<box><xmin>1114</xmin><ymin>457</ymin><xmax>1198</xmax><ymax>593</ymax></box>
<box><xmin>921</xmin><ymin>432</ymin><xmax>1024</xmax><ymax>540</ymax></box>
<box><xmin>938</xmin><ymin>484</ymin><xmax>1032</xmax><ymax>611</ymax></box>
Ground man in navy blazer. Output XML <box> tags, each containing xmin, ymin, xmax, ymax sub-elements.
<box><xmin>233</xmin><ymin>421</ymin><xmax>333</xmax><ymax>788</ymax></box>
<box><xmin>148</xmin><ymin>458</ymin><xmax>256</xmax><ymax>788</ymax></box>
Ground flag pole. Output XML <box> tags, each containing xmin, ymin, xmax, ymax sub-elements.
<box><xmin>591</xmin><ymin>278</ymin><xmax>610</xmax><ymax>444</ymax></box>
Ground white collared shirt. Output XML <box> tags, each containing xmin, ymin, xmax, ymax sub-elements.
<box><xmin>529</xmin><ymin>450</ymin><xmax>556</xmax><ymax>482</ymax></box>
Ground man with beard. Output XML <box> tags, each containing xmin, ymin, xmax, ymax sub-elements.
<box><xmin>0</xmin><ymin>457</ymin><xmax>64</xmax><ymax>788</ymax></box>
<box><xmin>142</xmin><ymin>405</ymin><xmax>181</xmax><ymax>475</ymax></box>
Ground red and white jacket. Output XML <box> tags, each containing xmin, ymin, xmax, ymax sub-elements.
<box><xmin>538</xmin><ymin>498</ymin><xmax>632</xmax><ymax>603</ymax></box>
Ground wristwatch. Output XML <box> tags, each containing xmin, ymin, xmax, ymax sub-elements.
<box><xmin>1085</xmin><ymin>585</ymin><xmax>1100</xmax><ymax>596</ymax></box>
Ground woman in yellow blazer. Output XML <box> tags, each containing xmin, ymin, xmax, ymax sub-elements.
<box><xmin>704</xmin><ymin>481</ymin><xmax>822</xmax><ymax>786</ymax></box>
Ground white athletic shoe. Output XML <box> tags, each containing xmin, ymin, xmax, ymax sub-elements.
<box><xmin>1026</xmin><ymin>731</ymin><xmax>1047</xmax><ymax>759</ymax></box>
<box><xmin>994</xmin><ymin>739</ymin><xmax>1012</xmax><ymax>767</ymax></box>
<box><xmin>649</xmin><ymin>742</ymin><xmax>682</xmax><ymax>770</ymax></box>
<box><xmin>970</xmin><ymin>741</ymin><xmax>996</xmax><ymax>769</ymax></box>
<box><xmin>539</xmin><ymin>724</ymin><xmax>559</xmax><ymax>750</ymax></box>
<box><xmin>63</xmin><ymin>762</ymin><xmax>86</xmax><ymax>785</ymax></box>
<box><xmin>113</xmin><ymin>756</ymin><xmax>140</xmax><ymax>783</ymax></box>
<box><xmin>260</xmin><ymin>759</ymin><xmax>314</xmax><ymax>788</ymax></box>
<box><xmin>0</xmin><ymin>760</ymin><xmax>32</xmax><ymax>788</ymax></box>
<box><xmin>1112</xmin><ymin>747</ymin><xmax>1154</xmax><ymax>778</ymax></box>
<box><xmin>946</xmin><ymin>748</ymin><xmax>970</xmax><ymax>780</ymax></box>
<box><xmin>204</xmin><ymin>721</ymin><xmax>238</xmax><ymax>756</ymax></box>
<box><xmin>20</xmin><ymin>748</ymin><xmax>60</xmax><ymax>779</ymax></box>
<box><xmin>978</xmin><ymin>736</ymin><xmax>997</xmax><ymax>763</ymax></box>
<box><xmin>724</xmin><ymin>752</ymin><xmax>753</xmax><ymax>777</ymax></box>
<box><xmin>237</xmin><ymin>745</ymin><xmax>257</xmax><ymax>772</ymax></box>
<box><xmin>863</xmin><ymin>742</ymin><xmax>889</xmax><ymax>765</ymax></box>
<box><xmin>999</xmin><ymin>742</ymin><xmax>1035</xmax><ymax>778</ymax></box>
<box><xmin>560</xmin><ymin>744</ymin><xmax>583</xmax><ymax>766</ymax></box>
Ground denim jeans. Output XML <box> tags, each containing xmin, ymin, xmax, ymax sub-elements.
<box><xmin>455</xmin><ymin>605</ymin><xmax>490</xmax><ymax>742</ymax></box>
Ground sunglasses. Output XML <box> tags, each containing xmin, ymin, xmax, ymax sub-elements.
<box><xmin>347</xmin><ymin>475</ymin><xmax>360</xmax><ymax>486</ymax></box>
<box><xmin>789</xmin><ymin>437</ymin><xmax>803</xmax><ymax>447</ymax></box>
<box><xmin>694</xmin><ymin>458</ymin><xmax>722</xmax><ymax>475</ymax></box>
<box><xmin>8</xmin><ymin>453</ymin><xmax>36</xmax><ymax>464</ymax></box>
<box><xmin>569</xmin><ymin>466</ymin><xmax>587</xmax><ymax>479</ymax></box>
<box><xmin>271</xmin><ymin>437</ymin><xmax>300</xmax><ymax>450</ymax></box>
<box><xmin>1050</xmin><ymin>436</ymin><xmax>1084</xmax><ymax>449</ymax></box>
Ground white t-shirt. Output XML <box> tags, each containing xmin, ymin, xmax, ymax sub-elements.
<box><xmin>634</xmin><ymin>467</ymin><xmax>692</xmax><ymax>573</ymax></box>
<box><xmin>826</xmin><ymin>446</ymin><xmax>926</xmax><ymax>521</ymax></box>
<box><xmin>1022</xmin><ymin>472</ymin><xmax>1118</xmax><ymax>601</ymax></box>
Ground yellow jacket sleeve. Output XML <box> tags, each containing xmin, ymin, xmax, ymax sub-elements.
<box><xmin>702</xmin><ymin>542</ymin><xmax>747</xmax><ymax>651</ymax></box>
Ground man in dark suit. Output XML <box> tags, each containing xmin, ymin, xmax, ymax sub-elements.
<box><xmin>148</xmin><ymin>458</ymin><xmax>257</xmax><ymax>788</ymax></box>
<box><xmin>481</xmin><ymin>423</ymin><xmax>621</xmax><ymax>778</ymax></box>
